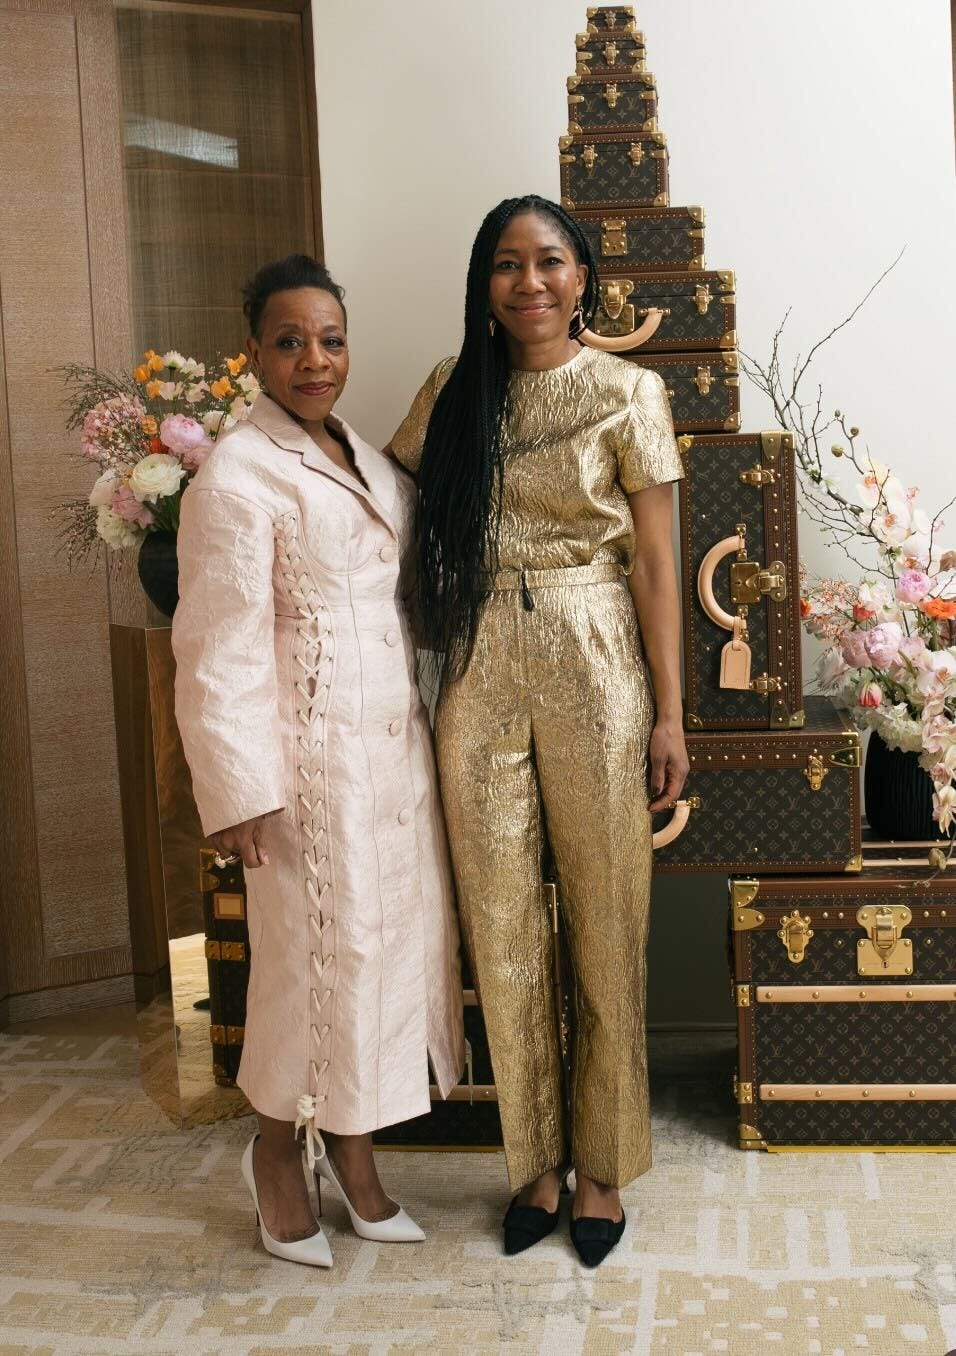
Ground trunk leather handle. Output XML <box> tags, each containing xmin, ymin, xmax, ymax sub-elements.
<box><xmin>580</xmin><ymin>307</ymin><xmax>663</xmax><ymax>352</ymax></box>
<box><xmin>697</xmin><ymin>533</ymin><xmax>753</xmax><ymax>690</ymax></box>
<box><xmin>652</xmin><ymin>797</ymin><xmax>698</xmax><ymax>849</ymax></box>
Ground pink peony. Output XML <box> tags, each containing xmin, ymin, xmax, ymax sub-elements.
<box><xmin>864</xmin><ymin>622</ymin><xmax>903</xmax><ymax>668</ymax></box>
<box><xmin>112</xmin><ymin>482</ymin><xmax>154</xmax><ymax>528</ymax></box>
<box><xmin>896</xmin><ymin>569</ymin><xmax>931</xmax><ymax>604</ymax></box>
<box><xmin>858</xmin><ymin>681</ymin><xmax>883</xmax><ymax>708</ymax></box>
<box><xmin>899</xmin><ymin>635</ymin><xmax>929</xmax><ymax>665</ymax></box>
<box><xmin>159</xmin><ymin>414</ymin><xmax>213</xmax><ymax>470</ymax></box>
<box><xmin>841</xmin><ymin>631</ymin><xmax>871</xmax><ymax>668</ymax></box>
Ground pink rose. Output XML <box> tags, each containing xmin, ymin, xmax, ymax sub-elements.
<box><xmin>159</xmin><ymin>414</ymin><xmax>213</xmax><ymax>470</ymax></box>
<box><xmin>896</xmin><ymin>569</ymin><xmax>930</xmax><ymax>604</ymax></box>
<box><xmin>841</xmin><ymin>631</ymin><xmax>870</xmax><ymax>668</ymax></box>
<box><xmin>858</xmin><ymin>681</ymin><xmax>883</xmax><ymax>709</ymax></box>
<box><xmin>864</xmin><ymin>622</ymin><xmax>903</xmax><ymax>668</ymax></box>
<box><xmin>112</xmin><ymin>482</ymin><xmax>154</xmax><ymax>528</ymax></box>
<box><xmin>899</xmin><ymin>635</ymin><xmax>928</xmax><ymax>665</ymax></box>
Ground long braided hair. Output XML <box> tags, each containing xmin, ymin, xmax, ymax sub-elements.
<box><xmin>416</xmin><ymin>195</ymin><xmax>599</xmax><ymax>682</ymax></box>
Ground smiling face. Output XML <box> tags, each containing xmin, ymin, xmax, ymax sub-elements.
<box><xmin>487</xmin><ymin>211</ymin><xmax>587</xmax><ymax>349</ymax></box>
<box><xmin>247</xmin><ymin>286</ymin><xmax>348</xmax><ymax>427</ymax></box>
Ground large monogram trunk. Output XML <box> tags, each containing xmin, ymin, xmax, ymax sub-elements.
<box><xmin>574</xmin><ymin>206</ymin><xmax>705</xmax><ymax>272</ymax></box>
<box><xmin>624</xmin><ymin>352</ymin><xmax>740</xmax><ymax>433</ymax></box>
<box><xmin>199</xmin><ymin>848</ymin><xmax>250</xmax><ymax>1086</ymax></box>
<box><xmin>732</xmin><ymin>862</ymin><xmax>956</xmax><ymax>1149</ymax></box>
<box><xmin>652</xmin><ymin>698</ymin><xmax>861</xmax><ymax>875</ymax></box>
<box><xmin>567</xmin><ymin>71</ymin><xmax>658</xmax><ymax>133</ymax></box>
<box><xmin>560</xmin><ymin>129</ymin><xmax>668</xmax><ymax>210</ymax></box>
<box><xmin>678</xmin><ymin>430</ymin><xmax>803</xmax><ymax>729</ymax></box>
<box><xmin>591</xmin><ymin>270</ymin><xmax>736</xmax><ymax>352</ymax></box>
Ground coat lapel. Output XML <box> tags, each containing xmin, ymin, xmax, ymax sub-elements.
<box><xmin>248</xmin><ymin>396</ymin><xmax>398</xmax><ymax>539</ymax></box>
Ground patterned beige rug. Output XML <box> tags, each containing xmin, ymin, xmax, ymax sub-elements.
<box><xmin>1</xmin><ymin>1010</ymin><xmax>954</xmax><ymax>1355</ymax></box>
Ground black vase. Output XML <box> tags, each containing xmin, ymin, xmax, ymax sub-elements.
<box><xmin>863</xmin><ymin>729</ymin><xmax>937</xmax><ymax>841</ymax></box>
<box><xmin>137</xmin><ymin>530</ymin><xmax>179</xmax><ymax>619</ymax></box>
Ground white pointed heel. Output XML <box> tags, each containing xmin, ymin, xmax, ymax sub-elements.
<box><xmin>314</xmin><ymin>1152</ymin><xmax>425</xmax><ymax>1242</ymax></box>
<box><xmin>241</xmin><ymin>1136</ymin><xmax>333</xmax><ymax>1268</ymax></box>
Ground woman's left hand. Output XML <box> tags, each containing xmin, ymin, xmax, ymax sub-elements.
<box><xmin>648</xmin><ymin>718</ymin><xmax>690</xmax><ymax>813</ymax></box>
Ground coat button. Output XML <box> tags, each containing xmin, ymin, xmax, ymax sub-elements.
<box><xmin>385</xmin><ymin>629</ymin><xmax>399</xmax><ymax>646</ymax></box>
<box><xmin>379</xmin><ymin>544</ymin><xmax>396</xmax><ymax>562</ymax></box>
<box><xmin>388</xmin><ymin>719</ymin><xmax>403</xmax><ymax>735</ymax></box>
<box><xmin>398</xmin><ymin>808</ymin><xmax>412</xmax><ymax>825</ymax></box>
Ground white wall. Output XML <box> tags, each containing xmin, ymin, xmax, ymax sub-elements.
<box><xmin>313</xmin><ymin>0</ymin><xmax>956</xmax><ymax>585</ymax></box>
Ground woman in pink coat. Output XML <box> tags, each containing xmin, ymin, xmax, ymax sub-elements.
<box><xmin>172</xmin><ymin>255</ymin><xmax>464</xmax><ymax>1268</ymax></box>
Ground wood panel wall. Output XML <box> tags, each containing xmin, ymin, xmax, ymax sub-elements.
<box><xmin>0</xmin><ymin>0</ymin><xmax>135</xmax><ymax>1023</ymax></box>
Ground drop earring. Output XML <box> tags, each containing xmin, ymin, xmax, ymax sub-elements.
<box><xmin>569</xmin><ymin>298</ymin><xmax>584</xmax><ymax>337</ymax></box>
<box><xmin>488</xmin><ymin>316</ymin><xmax>497</xmax><ymax>337</ymax></box>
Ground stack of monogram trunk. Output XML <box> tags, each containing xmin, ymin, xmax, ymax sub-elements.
<box><xmin>565</xmin><ymin>5</ymin><xmax>955</xmax><ymax>1152</ymax></box>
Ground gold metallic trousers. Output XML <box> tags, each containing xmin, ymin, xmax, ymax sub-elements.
<box><xmin>435</xmin><ymin>564</ymin><xmax>655</xmax><ymax>1190</ymax></box>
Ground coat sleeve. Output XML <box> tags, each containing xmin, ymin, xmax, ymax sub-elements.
<box><xmin>172</xmin><ymin>486</ymin><xmax>286</xmax><ymax>836</ymax></box>
<box><xmin>616</xmin><ymin>367</ymin><xmax>685</xmax><ymax>494</ymax></box>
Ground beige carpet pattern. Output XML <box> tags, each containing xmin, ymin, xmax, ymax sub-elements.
<box><xmin>1</xmin><ymin>1012</ymin><xmax>955</xmax><ymax>1355</ymax></box>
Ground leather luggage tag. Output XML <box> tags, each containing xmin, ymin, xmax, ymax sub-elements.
<box><xmin>720</xmin><ymin>634</ymin><xmax>752</xmax><ymax>689</ymax></box>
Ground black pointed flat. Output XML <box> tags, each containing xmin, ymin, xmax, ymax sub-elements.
<box><xmin>502</xmin><ymin>1196</ymin><xmax>560</xmax><ymax>1256</ymax></box>
<box><xmin>569</xmin><ymin>1210</ymin><xmax>626</xmax><ymax>1267</ymax></box>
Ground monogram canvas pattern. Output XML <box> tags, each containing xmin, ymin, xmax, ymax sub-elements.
<box><xmin>749</xmin><ymin>925</ymin><xmax>956</xmax><ymax>985</ymax></box>
<box><xmin>561</xmin><ymin>136</ymin><xmax>668</xmax><ymax>208</ymax></box>
<box><xmin>654</xmin><ymin>764</ymin><xmax>857</xmax><ymax>870</ymax></box>
<box><xmin>754</xmin><ymin>1003</ymin><xmax>956</xmax><ymax>1084</ymax></box>
<box><xmin>755</xmin><ymin>1100</ymin><xmax>956</xmax><ymax>1147</ymax></box>
<box><xmin>625</xmin><ymin>354</ymin><xmax>739</xmax><ymax>432</ymax></box>
<box><xmin>571</xmin><ymin>80</ymin><xmax>657</xmax><ymax>132</ymax></box>
<box><xmin>577</xmin><ymin>211</ymin><xmax>702</xmax><ymax>270</ymax></box>
<box><xmin>595</xmin><ymin>273</ymin><xmax>733</xmax><ymax>350</ymax></box>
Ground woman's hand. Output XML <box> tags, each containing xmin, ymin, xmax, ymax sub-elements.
<box><xmin>648</xmin><ymin>718</ymin><xmax>690</xmax><ymax>813</ymax></box>
<box><xmin>210</xmin><ymin>814</ymin><xmax>274</xmax><ymax>869</ymax></box>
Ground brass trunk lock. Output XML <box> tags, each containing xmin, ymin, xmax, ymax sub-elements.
<box><xmin>778</xmin><ymin>910</ymin><xmax>814</xmax><ymax>963</ymax></box>
<box><xmin>739</xmin><ymin>464</ymin><xmax>776</xmax><ymax>488</ymax></box>
<box><xmin>695</xmin><ymin>283</ymin><xmax>712</xmax><ymax>315</ymax></box>
<box><xmin>695</xmin><ymin>366</ymin><xmax>713</xmax><ymax>396</ymax></box>
<box><xmin>604</xmin><ymin>83</ymin><xmax>620</xmax><ymax>108</ymax></box>
<box><xmin>729</xmin><ymin>560</ymin><xmax>788</xmax><ymax>606</ymax></box>
<box><xmin>751</xmin><ymin>673</ymin><xmax>782</xmax><ymax>695</ymax></box>
<box><xmin>629</xmin><ymin>141</ymin><xmax>644</xmax><ymax>166</ymax></box>
<box><xmin>804</xmin><ymin>754</ymin><xmax>828</xmax><ymax>792</ymax></box>
<box><xmin>602</xmin><ymin>278</ymin><xmax>634</xmax><ymax>319</ymax></box>
<box><xmin>601</xmin><ymin>218</ymin><xmax>627</xmax><ymax>256</ymax></box>
<box><xmin>603</xmin><ymin>40</ymin><xmax>619</xmax><ymax>63</ymax></box>
<box><xmin>857</xmin><ymin>905</ymin><xmax>913</xmax><ymax>976</ymax></box>
<box><xmin>582</xmin><ymin>144</ymin><xmax>597</xmax><ymax>172</ymax></box>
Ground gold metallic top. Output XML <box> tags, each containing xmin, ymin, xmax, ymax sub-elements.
<box><xmin>392</xmin><ymin>346</ymin><xmax>683</xmax><ymax>573</ymax></box>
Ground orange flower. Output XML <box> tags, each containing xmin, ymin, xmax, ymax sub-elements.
<box><xmin>147</xmin><ymin>354</ymin><xmax>165</xmax><ymax>373</ymax></box>
<box><xmin>852</xmin><ymin>604</ymin><xmax>876</xmax><ymax>622</ymax></box>
<box><xmin>146</xmin><ymin>379</ymin><xmax>164</xmax><ymax>399</ymax></box>
<box><xmin>210</xmin><ymin>376</ymin><xmax>234</xmax><ymax>399</ymax></box>
<box><xmin>921</xmin><ymin>597</ymin><xmax>956</xmax><ymax>620</ymax></box>
<box><xmin>800</xmin><ymin>597</ymin><xmax>812</xmax><ymax>618</ymax></box>
<box><xmin>133</xmin><ymin>365</ymin><xmax>150</xmax><ymax>383</ymax></box>
<box><xmin>225</xmin><ymin>354</ymin><xmax>247</xmax><ymax>376</ymax></box>
<box><xmin>140</xmin><ymin>415</ymin><xmax>158</xmax><ymax>436</ymax></box>
<box><xmin>149</xmin><ymin>437</ymin><xmax>165</xmax><ymax>455</ymax></box>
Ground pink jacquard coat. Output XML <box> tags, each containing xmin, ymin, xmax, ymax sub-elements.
<box><xmin>172</xmin><ymin>395</ymin><xmax>464</xmax><ymax>1134</ymax></box>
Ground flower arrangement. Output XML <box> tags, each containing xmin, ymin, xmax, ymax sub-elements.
<box><xmin>57</xmin><ymin>349</ymin><xmax>259</xmax><ymax>562</ymax></box>
<box><xmin>741</xmin><ymin>263</ymin><xmax>956</xmax><ymax>844</ymax></box>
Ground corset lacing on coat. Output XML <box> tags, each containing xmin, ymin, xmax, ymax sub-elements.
<box><xmin>275</xmin><ymin>510</ymin><xmax>336</xmax><ymax>1168</ymax></box>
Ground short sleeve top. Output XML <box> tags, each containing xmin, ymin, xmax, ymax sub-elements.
<box><xmin>391</xmin><ymin>344</ymin><xmax>683</xmax><ymax>573</ymax></box>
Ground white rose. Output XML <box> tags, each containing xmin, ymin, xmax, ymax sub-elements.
<box><xmin>129</xmin><ymin>452</ymin><xmax>186</xmax><ymax>503</ymax></box>
<box><xmin>202</xmin><ymin>409</ymin><xmax>227</xmax><ymax>437</ymax></box>
<box><xmin>96</xmin><ymin>504</ymin><xmax>143</xmax><ymax>550</ymax></box>
<box><xmin>89</xmin><ymin>469</ymin><xmax>118</xmax><ymax>507</ymax></box>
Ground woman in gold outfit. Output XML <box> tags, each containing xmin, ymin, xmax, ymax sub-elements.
<box><xmin>388</xmin><ymin>195</ymin><xmax>688</xmax><ymax>1267</ymax></box>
